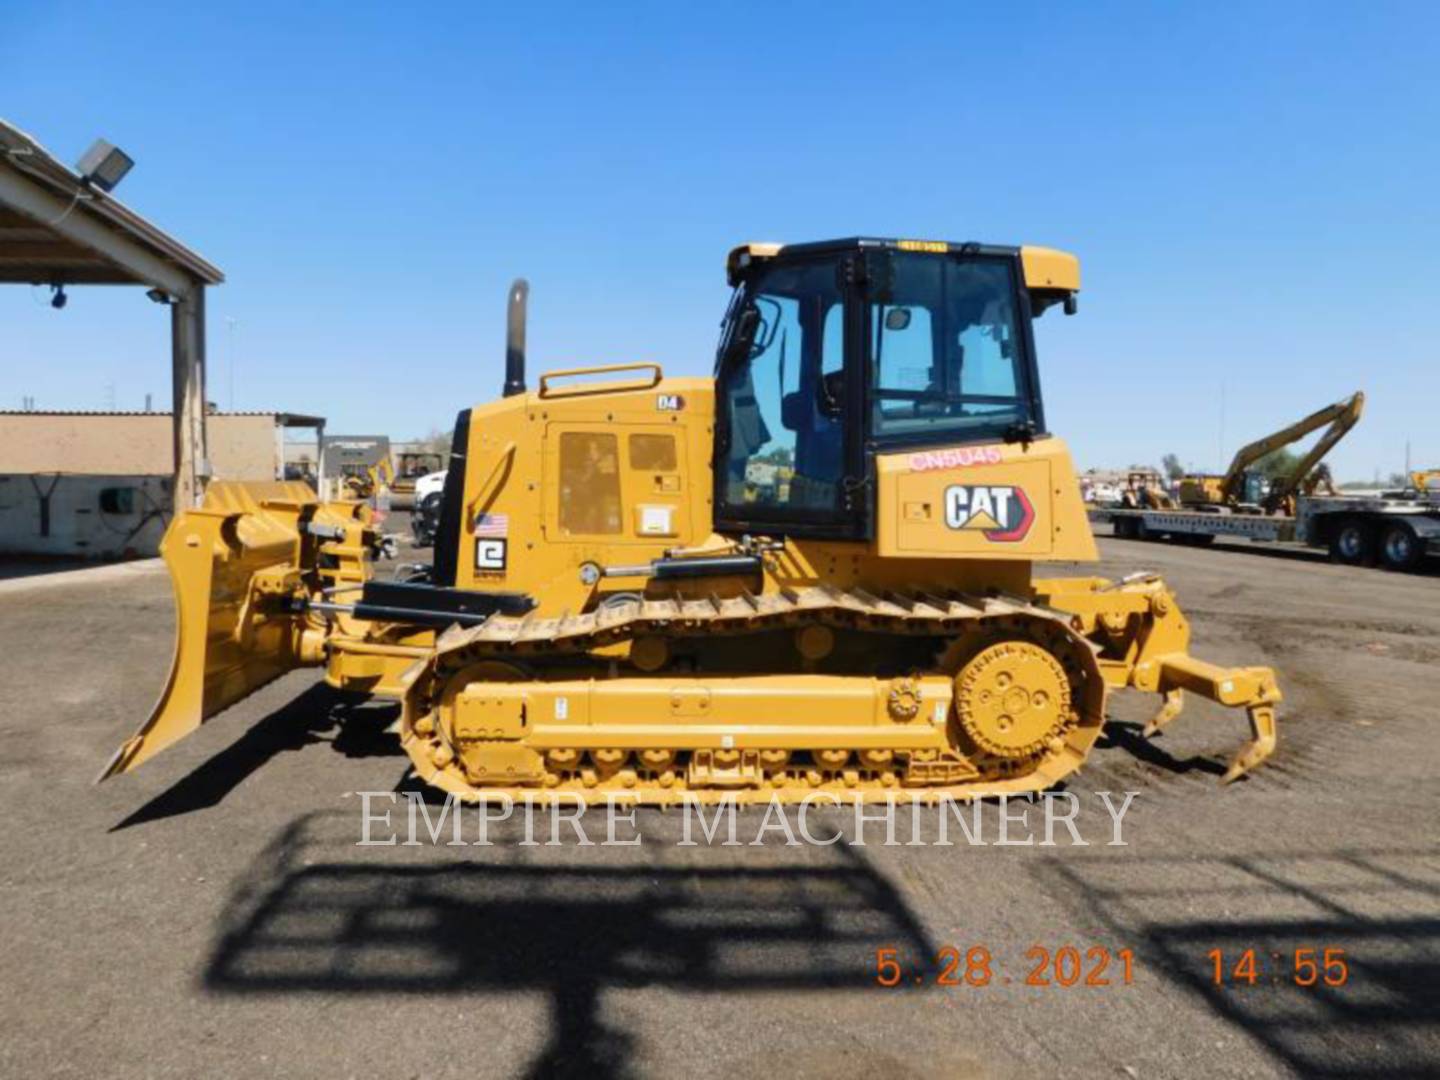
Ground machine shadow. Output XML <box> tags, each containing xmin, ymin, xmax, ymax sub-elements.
<box><xmin>203</xmin><ymin>810</ymin><xmax>935</xmax><ymax>1079</ymax></box>
<box><xmin>112</xmin><ymin>684</ymin><xmax>402</xmax><ymax>830</ymax></box>
<box><xmin>1095</xmin><ymin>720</ymin><xmax>1228</xmax><ymax>778</ymax></box>
<box><xmin>1031</xmin><ymin>847</ymin><xmax>1440</xmax><ymax>1078</ymax></box>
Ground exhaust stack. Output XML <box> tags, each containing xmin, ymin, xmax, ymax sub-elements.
<box><xmin>504</xmin><ymin>278</ymin><xmax>529</xmax><ymax>397</ymax></box>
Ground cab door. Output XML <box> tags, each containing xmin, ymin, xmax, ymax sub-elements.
<box><xmin>713</xmin><ymin>258</ymin><xmax>861</xmax><ymax>537</ymax></box>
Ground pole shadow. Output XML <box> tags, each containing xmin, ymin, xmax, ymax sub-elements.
<box><xmin>1030</xmin><ymin>846</ymin><xmax>1440</xmax><ymax>1077</ymax></box>
<box><xmin>204</xmin><ymin>810</ymin><xmax>937</xmax><ymax>1079</ymax></box>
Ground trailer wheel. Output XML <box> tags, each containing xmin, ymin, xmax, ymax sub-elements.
<box><xmin>1328</xmin><ymin>518</ymin><xmax>1374</xmax><ymax>566</ymax></box>
<box><xmin>1378</xmin><ymin>522</ymin><xmax>1424</xmax><ymax>572</ymax></box>
<box><xmin>1113</xmin><ymin>517</ymin><xmax>1135</xmax><ymax>540</ymax></box>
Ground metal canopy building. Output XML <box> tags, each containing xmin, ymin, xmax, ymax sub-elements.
<box><xmin>0</xmin><ymin>118</ymin><xmax>223</xmax><ymax>509</ymax></box>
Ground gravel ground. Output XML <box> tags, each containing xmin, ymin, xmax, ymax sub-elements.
<box><xmin>1</xmin><ymin>526</ymin><xmax>1437</xmax><ymax>1079</ymax></box>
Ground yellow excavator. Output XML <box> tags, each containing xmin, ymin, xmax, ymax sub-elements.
<box><xmin>1178</xmin><ymin>393</ymin><xmax>1364</xmax><ymax>514</ymax></box>
<box><xmin>101</xmin><ymin>238</ymin><xmax>1281</xmax><ymax>803</ymax></box>
<box><xmin>342</xmin><ymin>457</ymin><xmax>394</xmax><ymax>502</ymax></box>
<box><xmin>1409</xmin><ymin>469</ymin><xmax>1440</xmax><ymax>496</ymax></box>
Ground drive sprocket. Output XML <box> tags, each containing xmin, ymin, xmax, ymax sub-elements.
<box><xmin>954</xmin><ymin>640</ymin><xmax>1073</xmax><ymax>759</ymax></box>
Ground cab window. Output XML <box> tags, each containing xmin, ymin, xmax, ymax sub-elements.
<box><xmin>871</xmin><ymin>255</ymin><xmax>1031</xmax><ymax>442</ymax></box>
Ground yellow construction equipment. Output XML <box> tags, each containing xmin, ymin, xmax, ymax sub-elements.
<box><xmin>342</xmin><ymin>456</ymin><xmax>393</xmax><ymax>501</ymax></box>
<box><xmin>389</xmin><ymin>451</ymin><xmax>445</xmax><ymax>507</ymax></box>
<box><xmin>1119</xmin><ymin>468</ymin><xmax>1175</xmax><ymax>510</ymax></box>
<box><xmin>1409</xmin><ymin>469</ymin><xmax>1440</xmax><ymax>496</ymax></box>
<box><xmin>1178</xmin><ymin>393</ymin><xmax>1365</xmax><ymax>514</ymax></box>
<box><xmin>102</xmin><ymin>239</ymin><xmax>1282</xmax><ymax>802</ymax></box>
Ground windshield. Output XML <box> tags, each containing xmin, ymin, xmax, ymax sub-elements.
<box><xmin>870</xmin><ymin>253</ymin><xmax>1035</xmax><ymax>442</ymax></box>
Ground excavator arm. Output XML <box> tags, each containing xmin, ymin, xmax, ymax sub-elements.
<box><xmin>1217</xmin><ymin>391</ymin><xmax>1364</xmax><ymax>509</ymax></box>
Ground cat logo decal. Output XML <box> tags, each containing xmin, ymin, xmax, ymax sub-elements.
<box><xmin>943</xmin><ymin>485</ymin><xmax>1035</xmax><ymax>542</ymax></box>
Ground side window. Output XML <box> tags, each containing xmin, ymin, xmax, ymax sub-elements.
<box><xmin>720</xmin><ymin>261</ymin><xmax>846</xmax><ymax>520</ymax></box>
<box><xmin>822</xmin><ymin>303</ymin><xmax>845</xmax><ymax>375</ymax></box>
<box><xmin>724</xmin><ymin>294</ymin><xmax>799</xmax><ymax>509</ymax></box>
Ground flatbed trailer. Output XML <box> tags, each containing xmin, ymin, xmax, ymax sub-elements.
<box><xmin>1096</xmin><ymin>493</ymin><xmax>1440</xmax><ymax>573</ymax></box>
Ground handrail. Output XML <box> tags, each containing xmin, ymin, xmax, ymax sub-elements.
<box><xmin>538</xmin><ymin>362</ymin><xmax>664</xmax><ymax>399</ymax></box>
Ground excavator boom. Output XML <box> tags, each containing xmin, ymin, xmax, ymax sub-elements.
<box><xmin>1219</xmin><ymin>392</ymin><xmax>1364</xmax><ymax>509</ymax></box>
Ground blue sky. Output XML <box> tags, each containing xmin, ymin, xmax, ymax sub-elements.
<box><xmin>3</xmin><ymin>1</ymin><xmax>1436</xmax><ymax>480</ymax></box>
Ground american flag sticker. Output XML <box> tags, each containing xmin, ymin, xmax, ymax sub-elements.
<box><xmin>473</xmin><ymin>512</ymin><xmax>509</xmax><ymax>537</ymax></box>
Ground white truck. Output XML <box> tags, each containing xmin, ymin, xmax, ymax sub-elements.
<box><xmin>410</xmin><ymin>470</ymin><xmax>447</xmax><ymax>547</ymax></box>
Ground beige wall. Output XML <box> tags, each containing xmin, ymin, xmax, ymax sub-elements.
<box><xmin>208</xmin><ymin>416</ymin><xmax>281</xmax><ymax>479</ymax></box>
<box><xmin>0</xmin><ymin>413</ymin><xmax>282</xmax><ymax>479</ymax></box>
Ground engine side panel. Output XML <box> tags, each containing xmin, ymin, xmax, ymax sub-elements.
<box><xmin>875</xmin><ymin>436</ymin><xmax>1097</xmax><ymax>561</ymax></box>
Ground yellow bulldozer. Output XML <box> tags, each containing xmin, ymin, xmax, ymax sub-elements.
<box><xmin>101</xmin><ymin>238</ymin><xmax>1281</xmax><ymax>803</ymax></box>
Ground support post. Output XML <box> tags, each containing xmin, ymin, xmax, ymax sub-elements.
<box><xmin>171</xmin><ymin>285</ymin><xmax>208</xmax><ymax>509</ymax></box>
<box><xmin>314</xmin><ymin>421</ymin><xmax>326</xmax><ymax>495</ymax></box>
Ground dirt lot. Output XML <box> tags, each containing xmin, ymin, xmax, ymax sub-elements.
<box><xmin>1</xmin><ymin>529</ymin><xmax>1437</xmax><ymax>1079</ymax></box>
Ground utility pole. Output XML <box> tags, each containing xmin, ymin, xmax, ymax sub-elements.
<box><xmin>1217</xmin><ymin>381</ymin><xmax>1226</xmax><ymax>473</ymax></box>
<box><xmin>226</xmin><ymin>316</ymin><xmax>238</xmax><ymax>412</ymax></box>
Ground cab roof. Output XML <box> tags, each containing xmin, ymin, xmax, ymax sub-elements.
<box><xmin>725</xmin><ymin>237</ymin><xmax>1079</xmax><ymax>295</ymax></box>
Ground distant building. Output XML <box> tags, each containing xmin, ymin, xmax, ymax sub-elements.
<box><xmin>0</xmin><ymin>410</ymin><xmax>323</xmax><ymax>559</ymax></box>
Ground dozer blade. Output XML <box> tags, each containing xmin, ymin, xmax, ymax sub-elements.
<box><xmin>98</xmin><ymin>481</ymin><xmax>322</xmax><ymax>781</ymax></box>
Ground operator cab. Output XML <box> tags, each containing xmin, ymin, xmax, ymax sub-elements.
<box><xmin>713</xmin><ymin>238</ymin><xmax>1077</xmax><ymax>539</ymax></box>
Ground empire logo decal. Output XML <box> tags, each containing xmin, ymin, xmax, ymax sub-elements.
<box><xmin>943</xmin><ymin>485</ymin><xmax>1035</xmax><ymax>542</ymax></box>
<box><xmin>475</xmin><ymin>537</ymin><xmax>508</xmax><ymax>571</ymax></box>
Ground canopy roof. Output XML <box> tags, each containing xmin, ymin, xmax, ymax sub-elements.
<box><xmin>0</xmin><ymin>118</ymin><xmax>222</xmax><ymax>296</ymax></box>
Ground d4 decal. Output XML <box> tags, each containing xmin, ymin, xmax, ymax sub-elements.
<box><xmin>943</xmin><ymin>485</ymin><xmax>1035</xmax><ymax>542</ymax></box>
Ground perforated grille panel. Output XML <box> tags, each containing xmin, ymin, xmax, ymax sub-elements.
<box><xmin>629</xmin><ymin>433</ymin><xmax>677</xmax><ymax>472</ymax></box>
<box><xmin>558</xmin><ymin>431</ymin><xmax>622</xmax><ymax>535</ymax></box>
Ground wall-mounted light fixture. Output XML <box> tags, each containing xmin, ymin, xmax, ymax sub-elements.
<box><xmin>75</xmin><ymin>138</ymin><xmax>134</xmax><ymax>192</ymax></box>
